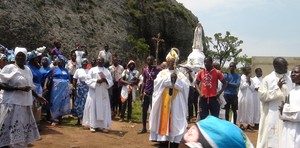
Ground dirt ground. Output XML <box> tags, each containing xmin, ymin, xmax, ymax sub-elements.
<box><xmin>30</xmin><ymin>117</ymin><xmax>258</xmax><ymax>148</ymax></box>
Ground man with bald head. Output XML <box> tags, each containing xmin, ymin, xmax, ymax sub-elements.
<box><xmin>82</xmin><ymin>57</ymin><xmax>114</xmax><ymax>133</ymax></box>
<box><xmin>257</xmin><ymin>57</ymin><xmax>294</xmax><ymax>148</ymax></box>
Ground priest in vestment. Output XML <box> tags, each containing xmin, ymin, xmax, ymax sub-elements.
<box><xmin>252</xmin><ymin>68</ymin><xmax>263</xmax><ymax>128</ymax></box>
<box><xmin>257</xmin><ymin>57</ymin><xmax>294</xmax><ymax>148</ymax></box>
<box><xmin>82</xmin><ymin>57</ymin><xmax>113</xmax><ymax>133</ymax></box>
<box><xmin>149</xmin><ymin>48</ymin><xmax>190</xmax><ymax>146</ymax></box>
<box><xmin>237</xmin><ymin>67</ymin><xmax>255</xmax><ymax>129</ymax></box>
<box><xmin>280</xmin><ymin>65</ymin><xmax>300</xmax><ymax>148</ymax></box>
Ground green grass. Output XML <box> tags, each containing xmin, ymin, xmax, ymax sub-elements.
<box><xmin>61</xmin><ymin>116</ymin><xmax>78</xmax><ymax>126</ymax></box>
<box><xmin>132</xmin><ymin>98</ymin><xmax>143</xmax><ymax>122</ymax></box>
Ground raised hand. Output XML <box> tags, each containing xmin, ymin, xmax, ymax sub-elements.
<box><xmin>277</xmin><ymin>76</ymin><xmax>286</xmax><ymax>89</ymax></box>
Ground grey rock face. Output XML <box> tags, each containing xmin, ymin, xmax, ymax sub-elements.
<box><xmin>0</xmin><ymin>0</ymin><xmax>198</xmax><ymax>63</ymax></box>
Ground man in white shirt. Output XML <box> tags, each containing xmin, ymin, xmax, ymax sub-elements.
<box><xmin>108</xmin><ymin>56</ymin><xmax>124</xmax><ymax>117</ymax></box>
<box><xmin>257</xmin><ymin>57</ymin><xmax>294</xmax><ymax>148</ymax></box>
<box><xmin>72</xmin><ymin>44</ymin><xmax>88</xmax><ymax>68</ymax></box>
<box><xmin>98</xmin><ymin>44</ymin><xmax>112</xmax><ymax>66</ymax></box>
<box><xmin>252</xmin><ymin>68</ymin><xmax>263</xmax><ymax>129</ymax></box>
<box><xmin>280</xmin><ymin>65</ymin><xmax>300</xmax><ymax>148</ymax></box>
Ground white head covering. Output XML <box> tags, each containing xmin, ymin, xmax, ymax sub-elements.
<box><xmin>36</xmin><ymin>46</ymin><xmax>46</xmax><ymax>56</ymax></box>
<box><xmin>14</xmin><ymin>47</ymin><xmax>27</xmax><ymax>59</ymax></box>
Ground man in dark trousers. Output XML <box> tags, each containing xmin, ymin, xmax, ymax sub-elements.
<box><xmin>195</xmin><ymin>56</ymin><xmax>227</xmax><ymax>120</ymax></box>
<box><xmin>138</xmin><ymin>56</ymin><xmax>161</xmax><ymax>134</ymax></box>
<box><xmin>223</xmin><ymin>62</ymin><xmax>240</xmax><ymax>124</ymax></box>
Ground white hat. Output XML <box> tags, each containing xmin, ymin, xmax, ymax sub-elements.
<box><xmin>14</xmin><ymin>47</ymin><xmax>27</xmax><ymax>59</ymax></box>
<box><xmin>36</xmin><ymin>46</ymin><xmax>46</xmax><ymax>56</ymax></box>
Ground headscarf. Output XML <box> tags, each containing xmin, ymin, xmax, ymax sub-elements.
<box><xmin>36</xmin><ymin>46</ymin><xmax>46</xmax><ymax>56</ymax></box>
<box><xmin>55</xmin><ymin>55</ymin><xmax>67</xmax><ymax>64</ymax></box>
<box><xmin>81</xmin><ymin>58</ymin><xmax>88</xmax><ymax>63</ymax></box>
<box><xmin>0</xmin><ymin>54</ymin><xmax>7</xmax><ymax>60</ymax></box>
<box><xmin>56</xmin><ymin>55</ymin><xmax>65</xmax><ymax>61</ymax></box>
<box><xmin>7</xmin><ymin>49</ymin><xmax>14</xmax><ymax>55</ymax></box>
<box><xmin>127</xmin><ymin>60</ymin><xmax>135</xmax><ymax>68</ymax></box>
<box><xmin>166</xmin><ymin>48</ymin><xmax>179</xmax><ymax>62</ymax></box>
<box><xmin>42</xmin><ymin>56</ymin><xmax>51</xmax><ymax>66</ymax></box>
<box><xmin>7</xmin><ymin>55</ymin><xmax>15</xmax><ymax>62</ymax></box>
<box><xmin>27</xmin><ymin>51</ymin><xmax>37</xmax><ymax>61</ymax></box>
<box><xmin>14</xmin><ymin>47</ymin><xmax>27</xmax><ymax>60</ymax></box>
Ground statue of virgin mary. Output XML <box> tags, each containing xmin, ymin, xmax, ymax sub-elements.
<box><xmin>184</xmin><ymin>22</ymin><xmax>206</xmax><ymax>72</ymax></box>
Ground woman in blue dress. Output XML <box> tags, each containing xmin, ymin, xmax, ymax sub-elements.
<box><xmin>27</xmin><ymin>51</ymin><xmax>43</xmax><ymax>125</ymax></box>
<box><xmin>44</xmin><ymin>55</ymin><xmax>70</xmax><ymax>125</ymax></box>
<box><xmin>40</xmin><ymin>56</ymin><xmax>52</xmax><ymax>120</ymax></box>
<box><xmin>40</xmin><ymin>56</ymin><xmax>52</xmax><ymax>85</ymax></box>
<box><xmin>72</xmin><ymin>59</ymin><xmax>89</xmax><ymax>125</ymax></box>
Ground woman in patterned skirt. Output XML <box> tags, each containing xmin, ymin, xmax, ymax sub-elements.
<box><xmin>0</xmin><ymin>47</ymin><xmax>47</xmax><ymax>147</ymax></box>
<box><xmin>72</xmin><ymin>59</ymin><xmax>89</xmax><ymax>125</ymax></box>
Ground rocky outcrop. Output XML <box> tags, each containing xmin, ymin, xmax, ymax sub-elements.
<box><xmin>0</xmin><ymin>0</ymin><xmax>198</xmax><ymax>63</ymax></box>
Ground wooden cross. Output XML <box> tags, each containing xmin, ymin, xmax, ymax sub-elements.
<box><xmin>152</xmin><ymin>33</ymin><xmax>164</xmax><ymax>65</ymax></box>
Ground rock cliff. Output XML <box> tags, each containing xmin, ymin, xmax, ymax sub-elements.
<box><xmin>0</xmin><ymin>0</ymin><xmax>198</xmax><ymax>63</ymax></box>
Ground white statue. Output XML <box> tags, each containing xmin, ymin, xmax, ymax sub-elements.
<box><xmin>183</xmin><ymin>22</ymin><xmax>206</xmax><ymax>72</ymax></box>
<box><xmin>192</xmin><ymin>22</ymin><xmax>204</xmax><ymax>51</ymax></box>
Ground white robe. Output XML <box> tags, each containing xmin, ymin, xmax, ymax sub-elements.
<box><xmin>237</xmin><ymin>74</ymin><xmax>255</xmax><ymax>124</ymax></box>
<box><xmin>252</xmin><ymin>76</ymin><xmax>263</xmax><ymax>124</ymax></box>
<box><xmin>82</xmin><ymin>66</ymin><xmax>113</xmax><ymax>129</ymax></box>
<box><xmin>149</xmin><ymin>69</ymin><xmax>189</xmax><ymax>143</ymax></box>
<box><xmin>218</xmin><ymin>80</ymin><xmax>226</xmax><ymax>119</ymax></box>
<box><xmin>280</xmin><ymin>85</ymin><xmax>300</xmax><ymax>148</ymax></box>
<box><xmin>257</xmin><ymin>71</ymin><xmax>293</xmax><ymax>148</ymax></box>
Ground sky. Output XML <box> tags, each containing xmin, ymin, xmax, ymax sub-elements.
<box><xmin>176</xmin><ymin>0</ymin><xmax>300</xmax><ymax>57</ymax></box>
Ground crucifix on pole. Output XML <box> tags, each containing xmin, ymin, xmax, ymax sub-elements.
<box><xmin>152</xmin><ymin>33</ymin><xmax>164</xmax><ymax>65</ymax></box>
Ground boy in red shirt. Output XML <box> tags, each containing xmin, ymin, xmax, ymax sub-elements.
<box><xmin>195</xmin><ymin>56</ymin><xmax>227</xmax><ymax>120</ymax></box>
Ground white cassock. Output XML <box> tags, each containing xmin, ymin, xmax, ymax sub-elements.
<box><xmin>237</xmin><ymin>74</ymin><xmax>255</xmax><ymax>124</ymax></box>
<box><xmin>218</xmin><ymin>80</ymin><xmax>226</xmax><ymax>119</ymax></box>
<box><xmin>252</xmin><ymin>76</ymin><xmax>263</xmax><ymax>124</ymax></box>
<box><xmin>82</xmin><ymin>66</ymin><xmax>113</xmax><ymax>129</ymax></box>
<box><xmin>257</xmin><ymin>71</ymin><xmax>293</xmax><ymax>148</ymax></box>
<box><xmin>280</xmin><ymin>85</ymin><xmax>300</xmax><ymax>148</ymax></box>
<box><xmin>149</xmin><ymin>69</ymin><xmax>189</xmax><ymax>143</ymax></box>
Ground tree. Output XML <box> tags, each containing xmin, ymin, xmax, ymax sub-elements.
<box><xmin>234</xmin><ymin>54</ymin><xmax>252</xmax><ymax>67</ymax></box>
<box><xmin>206</xmin><ymin>31</ymin><xmax>243</xmax><ymax>67</ymax></box>
<box><xmin>127</xmin><ymin>34</ymin><xmax>150</xmax><ymax>65</ymax></box>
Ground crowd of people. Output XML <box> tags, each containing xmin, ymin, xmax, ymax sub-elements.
<box><xmin>0</xmin><ymin>40</ymin><xmax>299</xmax><ymax>148</ymax></box>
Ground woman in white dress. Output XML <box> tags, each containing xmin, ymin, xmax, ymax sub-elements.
<box><xmin>72</xmin><ymin>58</ymin><xmax>89</xmax><ymax>125</ymax></box>
<box><xmin>0</xmin><ymin>47</ymin><xmax>47</xmax><ymax>147</ymax></box>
